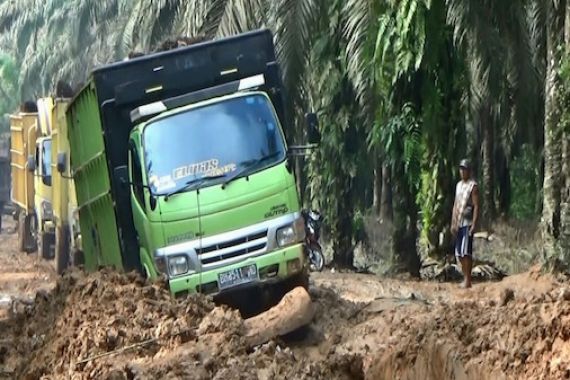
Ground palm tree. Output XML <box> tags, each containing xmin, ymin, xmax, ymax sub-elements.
<box><xmin>542</xmin><ymin>0</ymin><xmax>565</xmax><ymax>267</ymax></box>
<box><xmin>446</xmin><ymin>0</ymin><xmax>537</xmax><ymax>231</ymax></box>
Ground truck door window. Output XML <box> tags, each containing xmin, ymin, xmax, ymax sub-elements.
<box><xmin>41</xmin><ymin>139</ymin><xmax>52</xmax><ymax>186</ymax></box>
<box><xmin>35</xmin><ymin>145</ymin><xmax>40</xmax><ymax>173</ymax></box>
<box><xmin>129</xmin><ymin>145</ymin><xmax>145</xmax><ymax>207</ymax></box>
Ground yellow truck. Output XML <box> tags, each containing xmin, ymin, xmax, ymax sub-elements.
<box><xmin>28</xmin><ymin>98</ymin><xmax>56</xmax><ymax>259</ymax></box>
<box><xmin>10</xmin><ymin>105</ymin><xmax>38</xmax><ymax>253</ymax></box>
<box><xmin>51</xmin><ymin>97</ymin><xmax>82</xmax><ymax>274</ymax></box>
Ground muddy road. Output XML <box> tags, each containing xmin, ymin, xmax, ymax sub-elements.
<box><xmin>1</xmin><ymin>215</ymin><xmax>570</xmax><ymax>379</ymax></box>
<box><xmin>0</xmin><ymin>216</ymin><xmax>56</xmax><ymax>319</ymax></box>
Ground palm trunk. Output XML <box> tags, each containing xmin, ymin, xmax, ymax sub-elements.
<box><xmin>373</xmin><ymin>159</ymin><xmax>382</xmax><ymax>215</ymax></box>
<box><xmin>542</xmin><ymin>0</ymin><xmax>565</xmax><ymax>265</ymax></box>
<box><xmin>390</xmin><ymin>162</ymin><xmax>420</xmax><ymax>277</ymax></box>
<box><xmin>381</xmin><ymin>164</ymin><xmax>393</xmax><ymax>221</ymax></box>
<box><xmin>481</xmin><ymin>104</ymin><xmax>495</xmax><ymax>230</ymax></box>
<box><xmin>497</xmin><ymin>148</ymin><xmax>511</xmax><ymax>219</ymax></box>
<box><xmin>560</xmin><ymin>1</ymin><xmax>570</xmax><ymax>259</ymax></box>
<box><xmin>332</xmin><ymin>178</ymin><xmax>355</xmax><ymax>268</ymax></box>
<box><xmin>561</xmin><ymin>128</ymin><xmax>570</xmax><ymax>258</ymax></box>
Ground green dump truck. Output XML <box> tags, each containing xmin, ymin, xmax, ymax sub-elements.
<box><xmin>67</xmin><ymin>29</ymin><xmax>319</xmax><ymax>298</ymax></box>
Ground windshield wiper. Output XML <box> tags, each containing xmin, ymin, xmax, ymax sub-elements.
<box><xmin>222</xmin><ymin>152</ymin><xmax>282</xmax><ymax>190</ymax></box>
<box><xmin>164</xmin><ymin>174</ymin><xmax>226</xmax><ymax>201</ymax></box>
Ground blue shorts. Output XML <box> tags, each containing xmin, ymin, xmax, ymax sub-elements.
<box><xmin>455</xmin><ymin>226</ymin><xmax>473</xmax><ymax>258</ymax></box>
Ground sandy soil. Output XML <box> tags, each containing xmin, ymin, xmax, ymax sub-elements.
<box><xmin>0</xmin><ymin>216</ymin><xmax>56</xmax><ymax>319</ymax></box>
<box><xmin>1</xmin><ymin>215</ymin><xmax>569</xmax><ymax>379</ymax></box>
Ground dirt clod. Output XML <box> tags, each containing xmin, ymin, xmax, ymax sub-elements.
<box><xmin>500</xmin><ymin>288</ymin><xmax>515</xmax><ymax>306</ymax></box>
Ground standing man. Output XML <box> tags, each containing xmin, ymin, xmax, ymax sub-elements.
<box><xmin>451</xmin><ymin>159</ymin><xmax>479</xmax><ymax>288</ymax></box>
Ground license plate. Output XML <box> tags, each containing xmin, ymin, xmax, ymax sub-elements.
<box><xmin>218</xmin><ymin>264</ymin><xmax>259</xmax><ymax>290</ymax></box>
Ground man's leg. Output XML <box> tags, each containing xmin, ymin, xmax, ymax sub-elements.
<box><xmin>464</xmin><ymin>256</ymin><xmax>473</xmax><ymax>288</ymax></box>
<box><xmin>458</xmin><ymin>257</ymin><xmax>468</xmax><ymax>287</ymax></box>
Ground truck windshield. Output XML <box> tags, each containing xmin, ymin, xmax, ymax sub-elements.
<box><xmin>143</xmin><ymin>93</ymin><xmax>287</xmax><ymax>195</ymax></box>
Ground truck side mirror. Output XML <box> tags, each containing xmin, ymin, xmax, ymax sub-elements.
<box><xmin>114</xmin><ymin>165</ymin><xmax>129</xmax><ymax>187</ymax></box>
<box><xmin>305</xmin><ymin>112</ymin><xmax>321</xmax><ymax>144</ymax></box>
<box><xmin>27</xmin><ymin>155</ymin><xmax>36</xmax><ymax>172</ymax></box>
<box><xmin>57</xmin><ymin>152</ymin><xmax>67</xmax><ymax>174</ymax></box>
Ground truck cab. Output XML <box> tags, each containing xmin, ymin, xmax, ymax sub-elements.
<box><xmin>68</xmin><ymin>29</ymin><xmax>318</xmax><ymax>298</ymax></box>
<box><xmin>124</xmin><ymin>90</ymin><xmax>308</xmax><ymax>296</ymax></box>
<box><xmin>31</xmin><ymin>135</ymin><xmax>55</xmax><ymax>258</ymax></box>
<box><xmin>26</xmin><ymin>98</ymin><xmax>56</xmax><ymax>259</ymax></box>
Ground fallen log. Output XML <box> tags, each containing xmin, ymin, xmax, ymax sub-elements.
<box><xmin>244</xmin><ymin>286</ymin><xmax>314</xmax><ymax>347</ymax></box>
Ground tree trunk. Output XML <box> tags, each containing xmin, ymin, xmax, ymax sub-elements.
<box><xmin>373</xmin><ymin>159</ymin><xmax>382</xmax><ymax>216</ymax></box>
<box><xmin>481</xmin><ymin>104</ymin><xmax>495</xmax><ymax>231</ymax></box>
<box><xmin>332</xmin><ymin>185</ymin><xmax>355</xmax><ymax>269</ymax></box>
<box><xmin>560</xmin><ymin>1</ymin><xmax>570</xmax><ymax>260</ymax></box>
<box><xmin>390</xmin><ymin>161</ymin><xmax>420</xmax><ymax>277</ymax></box>
<box><xmin>561</xmin><ymin>126</ymin><xmax>570</xmax><ymax>259</ymax></box>
<box><xmin>380</xmin><ymin>164</ymin><xmax>393</xmax><ymax>221</ymax></box>
<box><xmin>497</xmin><ymin>148</ymin><xmax>511</xmax><ymax>219</ymax></box>
<box><xmin>542</xmin><ymin>0</ymin><xmax>565</xmax><ymax>267</ymax></box>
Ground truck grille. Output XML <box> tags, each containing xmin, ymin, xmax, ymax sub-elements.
<box><xmin>197</xmin><ymin>230</ymin><xmax>268</xmax><ymax>266</ymax></box>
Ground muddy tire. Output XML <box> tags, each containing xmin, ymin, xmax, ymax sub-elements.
<box><xmin>287</xmin><ymin>270</ymin><xmax>310</xmax><ymax>291</ymax></box>
<box><xmin>55</xmin><ymin>226</ymin><xmax>70</xmax><ymax>274</ymax></box>
<box><xmin>39</xmin><ymin>231</ymin><xmax>55</xmax><ymax>260</ymax></box>
<box><xmin>20</xmin><ymin>214</ymin><xmax>37</xmax><ymax>253</ymax></box>
<box><xmin>267</xmin><ymin>270</ymin><xmax>310</xmax><ymax>309</ymax></box>
<box><xmin>17</xmin><ymin>212</ymin><xmax>26</xmax><ymax>252</ymax></box>
<box><xmin>73</xmin><ymin>249</ymin><xmax>85</xmax><ymax>266</ymax></box>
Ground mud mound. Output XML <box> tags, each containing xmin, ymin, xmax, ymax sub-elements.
<box><xmin>4</xmin><ymin>268</ymin><xmax>216</xmax><ymax>378</ymax></box>
<box><xmin>365</xmin><ymin>287</ymin><xmax>570</xmax><ymax>380</ymax></box>
<box><xmin>2</xmin><ymin>269</ymin><xmax>364</xmax><ymax>379</ymax></box>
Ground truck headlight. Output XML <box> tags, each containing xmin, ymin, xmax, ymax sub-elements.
<box><xmin>168</xmin><ymin>255</ymin><xmax>190</xmax><ymax>276</ymax></box>
<box><xmin>276</xmin><ymin>217</ymin><xmax>305</xmax><ymax>247</ymax></box>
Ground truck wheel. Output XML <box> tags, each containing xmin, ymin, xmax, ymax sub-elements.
<box><xmin>23</xmin><ymin>214</ymin><xmax>37</xmax><ymax>253</ymax></box>
<box><xmin>55</xmin><ymin>226</ymin><xmax>70</xmax><ymax>274</ymax></box>
<box><xmin>267</xmin><ymin>270</ymin><xmax>310</xmax><ymax>309</ymax></box>
<box><xmin>39</xmin><ymin>232</ymin><xmax>55</xmax><ymax>260</ymax></box>
<box><xmin>73</xmin><ymin>249</ymin><xmax>85</xmax><ymax>266</ymax></box>
<box><xmin>17</xmin><ymin>212</ymin><xmax>26</xmax><ymax>252</ymax></box>
<box><xmin>287</xmin><ymin>270</ymin><xmax>310</xmax><ymax>291</ymax></box>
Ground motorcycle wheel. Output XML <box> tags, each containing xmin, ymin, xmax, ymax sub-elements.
<box><xmin>308</xmin><ymin>243</ymin><xmax>325</xmax><ymax>272</ymax></box>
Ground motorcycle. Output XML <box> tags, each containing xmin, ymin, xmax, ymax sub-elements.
<box><xmin>302</xmin><ymin>209</ymin><xmax>325</xmax><ymax>272</ymax></box>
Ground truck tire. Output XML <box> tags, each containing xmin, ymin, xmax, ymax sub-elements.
<box><xmin>39</xmin><ymin>231</ymin><xmax>55</xmax><ymax>260</ymax></box>
<box><xmin>17</xmin><ymin>212</ymin><xmax>26</xmax><ymax>252</ymax></box>
<box><xmin>20</xmin><ymin>214</ymin><xmax>37</xmax><ymax>253</ymax></box>
<box><xmin>73</xmin><ymin>249</ymin><xmax>85</xmax><ymax>266</ymax></box>
<box><xmin>286</xmin><ymin>270</ymin><xmax>310</xmax><ymax>292</ymax></box>
<box><xmin>55</xmin><ymin>226</ymin><xmax>70</xmax><ymax>274</ymax></box>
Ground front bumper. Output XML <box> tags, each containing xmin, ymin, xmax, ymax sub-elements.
<box><xmin>168</xmin><ymin>243</ymin><xmax>305</xmax><ymax>297</ymax></box>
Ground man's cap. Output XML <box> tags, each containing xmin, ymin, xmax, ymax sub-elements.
<box><xmin>459</xmin><ymin>159</ymin><xmax>471</xmax><ymax>170</ymax></box>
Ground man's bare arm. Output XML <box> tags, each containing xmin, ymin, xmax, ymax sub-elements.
<box><xmin>470</xmin><ymin>185</ymin><xmax>479</xmax><ymax>235</ymax></box>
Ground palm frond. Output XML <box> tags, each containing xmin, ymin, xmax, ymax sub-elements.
<box><xmin>341</xmin><ymin>0</ymin><xmax>376</xmax><ymax>119</ymax></box>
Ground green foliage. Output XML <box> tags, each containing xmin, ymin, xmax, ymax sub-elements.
<box><xmin>0</xmin><ymin>53</ymin><xmax>19</xmax><ymax>132</ymax></box>
<box><xmin>0</xmin><ymin>0</ymin><xmax>553</xmax><ymax>272</ymax></box>
<box><xmin>509</xmin><ymin>144</ymin><xmax>541</xmax><ymax>220</ymax></box>
<box><xmin>379</xmin><ymin>103</ymin><xmax>423</xmax><ymax>191</ymax></box>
